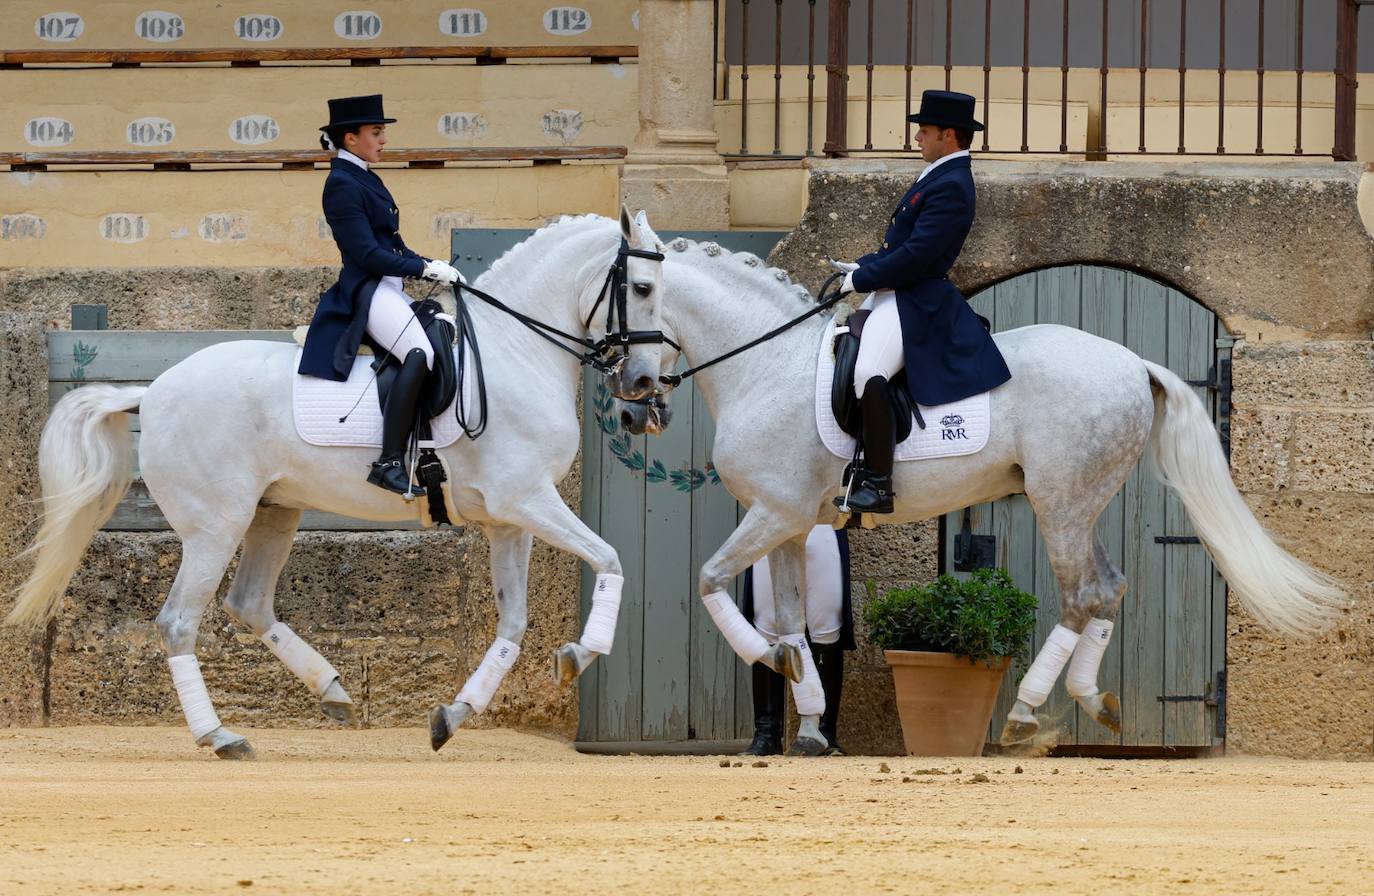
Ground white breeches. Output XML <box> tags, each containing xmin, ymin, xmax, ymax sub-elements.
<box><xmin>365</xmin><ymin>276</ymin><xmax>433</xmax><ymax>369</ymax></box>
<box><xmin>751</xmin><ymin>525</ymin><xmax>844</xmax><ymax>645</ymax></box>
<box><xmin>853</xmin><ymin>289</ymin><xmax>904</xmax><ymax>397</ymax></box>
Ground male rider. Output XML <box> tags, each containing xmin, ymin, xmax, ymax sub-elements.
<box><xmin>832</xmin><ymin>90</ymin><xmax>1011</xmax><ymax>514</ymax></box>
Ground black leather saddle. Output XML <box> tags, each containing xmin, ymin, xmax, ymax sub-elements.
<box><xmin>369</xmin><ymin>297</ymin><xmax>459</xmax><ymax>440</ymax></box>
<box><xmin>830</xmin><ymin>309</ymin><xmax>923</xmax><ymax>443</ymax></box>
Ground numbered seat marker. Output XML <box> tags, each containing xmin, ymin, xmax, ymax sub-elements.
<box><xmin>35</xmin><ymin>12</ymin><xmax>84</xmax><ymax>42</ymax></box>
<box><xmin>136</xmin><ymin>10</ymin><xmax>185</xmax><ymax>43</ymax></box>
<box><xmin>545</xmin><ymin>6</ymin><xmax>592</xmax><ymax>36</ymax></box>
<box><xmin>335</xmin><ymin>11</ymin><xmax>382</xmax><ymax>40</ymax></box>
<box><xmin>25</xmin><ymin>117</ymin><xmax>75</xmax><ymax>148</ymax></box>
<box><xmin>234</xmin><ymin>14</ymin><xmax>283</xmax><ymax>42</ymax></box>
<box><xmin>440</xmin><ymin>9</ymin><xmax>487</xmax><ymax>37</ymax></box>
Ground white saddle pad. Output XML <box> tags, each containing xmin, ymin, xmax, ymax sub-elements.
<box><xmin>814</xmin><ymin>324</ymin><xmax>990</xmax><ymax>462</ymax></box>
<box><xmin>293</xmin><ymin>347</ymin><xmax>470</xmax><ymax>449</ymax></box>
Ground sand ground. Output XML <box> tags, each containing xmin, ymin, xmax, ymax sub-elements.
<box><xmin>1</xmin><ymin>726</ymin><xmax>1371</xmax><ymax>895</ymax></box>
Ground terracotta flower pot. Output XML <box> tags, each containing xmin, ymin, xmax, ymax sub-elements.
<box><xmin>884</xmin><ymin>650</ymin><xmax>1012</xmax><ymax>756</ymax></box>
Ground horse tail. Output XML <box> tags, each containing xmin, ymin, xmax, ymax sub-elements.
<box><xmin>4</xmin><ymin>384</ymin><xmax>145</xmax><ymax>629</ymax></box>
<box><xmin>1142</xmin><ymin>359</ymin><xmax>1346</xmax><ymax>637</ymax></box>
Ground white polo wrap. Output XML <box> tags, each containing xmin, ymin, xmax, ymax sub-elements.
<box><xmin>1015</xmin><ymin>623</ymin><xmax>1081</xmax><ymax>708</ymax></box>
<box><xmin>783</xmin><ymin>632</ymin><xmax>826</xmax><ymax>717</ymax></box>
<box><xmin>168</xmin><ymin>654</ymin><xmax>221</xmax><ymax>740</ymax></box>
<box><xmin>579</xmin><ymin>573</ymin><xmax>624</xmax><ymax>655</ymax></box>
<box><xmin>1066</xmin><ymin>618</ymin><xmax>1115</xmax><ymax>698</ymax></box>
<box><xmin>702</xmin><ymin>590</ymin><xmax>769</xmax><ymax>664</ymax></box>
<box><xmin>455</xmin><ymin>637</ymin><xmax>520</xmax><ymax>714</ymax></box>
<box><xmin>260</xmin><ymin>622</ymin><xmax>340</xmax><ymax>696</ymax></box>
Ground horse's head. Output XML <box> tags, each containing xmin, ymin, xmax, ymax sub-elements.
<box><xmin>581</xmin><ymin>207</ymin><xmax>671</xmax><ymax>403</ymax></box>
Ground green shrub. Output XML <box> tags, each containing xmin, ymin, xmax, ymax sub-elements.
<box><xmin>863</xmin><ymin>568</ymin><xmax>1039</xmax><ymax>666</ymax></box>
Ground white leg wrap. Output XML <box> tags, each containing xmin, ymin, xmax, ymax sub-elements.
<box><xmin>260</xmin><ymin>622</ymin><xmax>340</xmax><ymax>697</ymax></box>
<box><xmin>783</xmin><ymin>632</ymin><xmax>826</xmax><ymax>717</ymax></box>
<box><xmin>168</xmin><ymin>654</ymin><xmax>222</xmax><ymax>741</ymax></box>
<box><xmin>702</xmin><ymin>590</ymin><xmax>769</xmax><ymax>664</ymax></box>
<box><xmin>1066</xmin><ymin>618</ymin><xmax>1114</xmax><ymax>698</ymax></box>
<box><xmin>1015</xmin><ymin>624</ymin><xmax>1081</xmax><ymax>709</ymax></box>
<box><xmin>455</xmin><ymin>637</ymin><xmax>520</xmax><ymax>714</ymax></box>
<box><xmin>579</xmin><ymin>573</ymin><xmax>623</xmax><ymax>655</ymax></box>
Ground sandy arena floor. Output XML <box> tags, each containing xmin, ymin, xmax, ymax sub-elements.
<box><xmin>1</xmin><ymin>726</ymin><xmax>1371</xmax><ymax>895</ymax></box>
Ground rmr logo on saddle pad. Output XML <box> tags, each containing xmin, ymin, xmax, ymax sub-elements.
<box><xmin>939</xmin><ymin>413</ymin><xmax>968</xmax><ymax>441</ymax></box>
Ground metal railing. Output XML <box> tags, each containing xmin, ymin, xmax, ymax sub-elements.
<box><xmin>718</xmin><ymin>0</ymin><xmax>1367</xmax><ymax>159</ymax></box>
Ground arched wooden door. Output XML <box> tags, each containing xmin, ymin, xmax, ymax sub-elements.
<box><xmin>944</xmin><ymin>266</ymin><xmax>1231</xmax><ymax>752</ymax></box>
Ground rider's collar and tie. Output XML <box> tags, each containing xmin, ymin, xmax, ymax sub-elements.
<box><xmin>916</xmin><ymin>148</ymin><xmax>969</xmax><ymax>183</ymax></box>
<box><xmin>335</xmin><ymin>149</ymin><xmax>369</xmax><ymax>171</ymax></box>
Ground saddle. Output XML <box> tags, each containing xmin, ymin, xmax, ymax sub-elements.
<box><xmin>830</xmin><ymin>309</ymin><xmax>923</xmax><ymax>443</ymax></box>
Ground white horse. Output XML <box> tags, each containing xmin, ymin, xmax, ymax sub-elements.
<box><xmin>5</xmin><ymin>211</ymin><xmax>807</xmax><ymax>759</ymax></box>
<box><xmin>628</xmin><ymin>237</ymin><xmax>1346</xmax><ymax>754</ymax></box>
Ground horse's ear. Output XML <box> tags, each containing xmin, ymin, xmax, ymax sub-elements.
<box><xmin>634</xmin><ymin>209</ymin><xmax>665</xmax><ymax>252</ymax></box>
<box><xmin>619</xmin><ymin>205</ymin><xmax>634</xmax><ymax>241</ymax></box>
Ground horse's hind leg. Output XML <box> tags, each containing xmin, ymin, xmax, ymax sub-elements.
<box><xmin>157</xmin><ymin>529</ymin><xmax>256</xmax><ymax>759</ymax></box>
<box><xmin>429</xmin><ymin>521</ymin><xmax>531</xmax><ymax>751</ymax></box>
<box><xmin>222</xmin><ymin>505</ymin><xmax>356</xmax><ymax>725</ymax></box>
<box><xmin>1063</xmin><ymin>534</ymin><xmax>1128</xmax><ymax>734</ymax></box>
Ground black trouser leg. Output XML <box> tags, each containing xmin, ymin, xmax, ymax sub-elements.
<box><xmin>812</xmin><ymin>640</ymin><xmax>846</xmax><ymax>756</ymax></box>
<box><xmin>837</xmin><ymin>375</ymin><xmax>895</xmax><ymax>513</ymax></box>
<box><xmin>740</xmin><ymin>660</ymin><xmax>785</xmax><ymax>756</ymax></box>
<box><xmin>367</xmin><ymin>347</ymin><xmax>428</xmax><ymax>497</ymax></box>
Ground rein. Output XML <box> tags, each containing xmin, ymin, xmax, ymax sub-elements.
<box><xmin>657</xmin><ymin>271</ymin><xmax>848</xmax><ymax>390</ymax></box>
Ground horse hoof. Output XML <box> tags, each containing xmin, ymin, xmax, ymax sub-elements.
<box><xmin>214</xmin><ymin>738</ymin><xmax>256</xmax><ymax>761</ymax></box>
<box><xmin>1000</xmin><ymin>717</ymin><xmax>1040</xmax><ymax>746</ymax></box>
<box><xmin>428</xmin><ymin>705</ymin><xmax>453</xmax><ymax>753</ymax></box>
<box><xmin>321</xmin><ymin>699</ymin><xmax>356</xmax><ymax>725</ymax></box>
<box><xmin>1097</xmin><ymin>692</ymin><xmax>1122</xmax><ymax>734</ymax></box>
<box><xmin>786</xmin><ymin>736</ymin><xmax>827</xmax><ymax>757</ymax></box>
<box><xmin>770</xmin><ymin>641</ymin><xmax>804</xmax><ymax>684</ymax></box>
<box><xmin>553</xmin><ymin>644</ymin><xmax>580</xmax><ymax>687</ymax></box>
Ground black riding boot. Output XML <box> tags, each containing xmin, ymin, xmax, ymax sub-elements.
<box><xmin>367</xmin><ymin>347</ymin><xmax>428</xmax><ymax>498</ymax></box>
<box><xmin>811</xmin><ymin>640</ymin><xmax>846</xmax><ymax>756</ymax></box>
<box><xmin>836</xmin><ymin>375</ymin><xmax>895</xmax><ymax>514</ymax></box>
<box><xmin>740</xmin><ymin>661</ymin><xmax>786</xmax><ymax>756</ymax></box>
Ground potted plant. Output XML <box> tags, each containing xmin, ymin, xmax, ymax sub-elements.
<box><xmin>864</xmin><ymin>568</ymin><xmax>1038</xmax><ymax>756</ymax></box>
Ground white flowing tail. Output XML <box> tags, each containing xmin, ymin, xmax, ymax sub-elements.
<box><xmin>4</xmin><ymin>384</ymin><xmax>145</xmax><ymax>628</ymax></box>
<box><xmin>1143</xmin><ymin>360</ymin><xmax>1346</xmax><ymax>637</ymax></box>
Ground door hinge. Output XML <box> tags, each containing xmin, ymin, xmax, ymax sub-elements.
<box><xmin>1157</xmin><ymin>670</ymin><xmax>1227</xmax><ymax>740</ymax></box>
<box><xmin>1154</xmin><ymin>535</ymin><xmax>1201</xmax><ymax>545</ymax></box>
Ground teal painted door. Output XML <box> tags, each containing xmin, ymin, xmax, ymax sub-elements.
<box><xmin>942</xmin><ymin>266</ymin><xmax>1229</xmax><ymax>750</ymax></box>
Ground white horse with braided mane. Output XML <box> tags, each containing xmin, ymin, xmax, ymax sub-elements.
<box><xmin>625</xmin><ymin>233</ymin><xmax>1347</xmax><ymax>754</ymax></box>
<box><xmin>6</xmin><ymin>210</ymin><xmax>808</xmax><ymax>759</ymax></box>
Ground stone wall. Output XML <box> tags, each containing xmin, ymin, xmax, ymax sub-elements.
<box><xmin>0</xmin><ymin>270</ymin><xmax>582</xmax><ymax>737</ymax></box>
<box><xmin>772</xmin><ymin>159</ymin><xmax>1374</xmax><ymax>759</ymax></box>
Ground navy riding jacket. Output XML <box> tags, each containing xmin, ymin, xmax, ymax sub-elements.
<box><xmin>298</xmin><ymin>157</ymin><xmax>428</xmax><ymax>381</ymax></box>
<box><xmin>851</xmin><ymin>154</ymin><xmax>1011</xmax><ymax>406</ymax></box>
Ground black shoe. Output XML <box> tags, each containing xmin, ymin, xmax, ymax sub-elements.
<box><xmin>834</xmin><ymin>375</ymin><xmax>896</xmax><ymax>514</ymax></box>
<box><xmin>367</xmin><ymin>347</ymin><xmax>428</xmax><ymax>498</ymax></box>
<box><xmin>812</xmin><ymin>639</ymin><xmax>846</xmax><ymax>756</ymax></box>
<box><xmin>739</xmin><ymin>661</ymin><xmax>785</xmax><ymax>757</ymax></box>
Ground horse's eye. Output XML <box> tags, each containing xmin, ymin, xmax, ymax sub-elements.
<box><xmin>633</xmin><ymin>281</ymin><xmax>653</xmax><ymax>297</ymax></box>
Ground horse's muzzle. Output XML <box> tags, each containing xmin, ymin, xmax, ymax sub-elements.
<box><xmin>619</xmin><ymin>394</ymin><xmax>673</xmax><ymax>436</ymax></box>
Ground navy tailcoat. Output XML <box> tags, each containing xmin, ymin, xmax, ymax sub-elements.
<box><xmin>850</xmin><ymin>154</ymin><xmax>1011</xmax><ymax>406</ymax></box>
<box><xmin>298</xmin><ymin>158</ymin><xmax>428</xmax><ymax>381</ymax></box>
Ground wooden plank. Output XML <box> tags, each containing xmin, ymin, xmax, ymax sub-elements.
<box><xmin>1162</xmin><ymin>289</ymin><xmax>1216</xmax><ymax>746</ymax></box>
<box><xmin>1120</xmin><ymin>275</ymin><xmax>1169</xmax><ymax>746</ymax></box>
<box><xmin>1076</xmin><ymin>266</ymin><xmax>1128</xmax><ymax>747</ymax></box>
<box><xmin>577</xmin><ymin>370</ymin><xmax>609</xmax><ymax>742</ymax></box>
<box><xmin>48</xmin><ymin>330</ymin><xmax>294</xmax><ymax>381</ymax></box>
<box><xmin>5</xmin><ymin>146</ymin><xmax>628</xmax><ymax>169</ymax></box>
<box><xmin>639</xmin><ymin>381</ymin><xmax>696</xmax><ymax>741</ymax></box>
<box><xmin>0</xmin><ymin>46</ymin><xmax>638</xmax><ymax>66</ymax></box>
<box><xmin>593</xmin><ymin>391</ymin><xmax>647</xmax><ymax>743</ymax></box>
<box><xmin>688</xmin><ymin>394</ymin><xmax>742</xmax><ymax>741</ymax></box>
<box><xmin>106</xmin><ymin>481</ymin><xmax>423</xmax><ymax>531</ymax></box>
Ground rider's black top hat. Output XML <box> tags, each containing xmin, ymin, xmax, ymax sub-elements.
<box><xmin>906</xmin><ymin>90</ymin><xmax>984</xmax><ymax>132</ymax></box>
<box><xmin>320</xmin><ymin>94</ymin><xmax>397</xmax><ymax>132</ymax></box>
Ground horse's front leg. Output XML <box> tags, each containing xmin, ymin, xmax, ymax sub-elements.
<box><xmin>429</xmin><ymin>521</ymin><xmax>532</xmax><ymax>751</ymax></box>
<box><xmin>763</xmin><ymin>536</ymin><xmax>829</xmax><ymax>756</ymax></box>
<box><xmin>222</xmin><ymin>505</ymin><xmax>358</xmax><ymax>725</ymax></box>
<box><xmin>699</xmin><ymin>504</ymin><xmax>817</xmax><ymax>684</ymax></box>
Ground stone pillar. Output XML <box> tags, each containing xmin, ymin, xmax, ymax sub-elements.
<box><xmin>620</xmin><ymin>0</ymin><xmax>730</xmax><ymax>229</ymax></box>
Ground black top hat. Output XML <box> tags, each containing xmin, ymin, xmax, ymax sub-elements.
<box><xmin>319</xmin><ymin>94</ymin><xmax>397</xmax><ymax>132</ymax></box>
<box><xmin>906</xmin><ymin>90</ymin><xmax>984</xmax><ymax>132</ymax></box>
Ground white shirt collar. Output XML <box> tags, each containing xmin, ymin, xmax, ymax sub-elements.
<box><xmin>336</xmin><ymin>149</ymin><xmax>368</xmax><ymax>171</ymax></box>
<box><xmin>916</xmin><ymin>148</ymin><xmax>970</xmax><ymax>183</ymax></box>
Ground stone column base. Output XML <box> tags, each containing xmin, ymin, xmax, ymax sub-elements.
<box><xmin>620</xmin><ymin>162</ymin><xmax>730</xmax><ymax>231</ymax></box>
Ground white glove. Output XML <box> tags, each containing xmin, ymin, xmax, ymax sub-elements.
<box><xmin>841</xmin><ymin>270</ymin><xmax>857</xmax><ymax>294</ymax></box>
<box><xmin>422</xmin><ymin>259</ymin><xmax>461</xmax><ymax>284</ymax></box>
<box><xmin>828</xmin><ymin>258</ymin><xmax>859</xmax><ymax>273</ymax></box>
